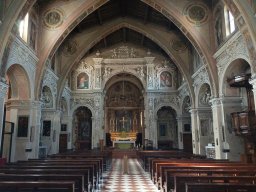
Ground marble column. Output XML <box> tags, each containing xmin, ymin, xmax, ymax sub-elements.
<box><xmin>210</xmin><ymin>98</ymin><xmax>225</xmax><ymax>159</ymax></box>
<box><xmin>0</xmin><ymin>81</ymin><xmax>8</xmax><ymax>152</ymax></box>
<box><xmin>190</xmin><ymin>108</ymin><xmax>199</xmax><ymax>154</ymax></box>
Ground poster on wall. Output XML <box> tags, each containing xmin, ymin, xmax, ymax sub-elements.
<box><xmin>42</xmin><ymin>120</ymin><xmax>51</xmax><ymax>136</ymax></box>
<box><xmin>17</xmin><ymin>116</ymin><xmax>29</xmax><ymax>137</ymax></box>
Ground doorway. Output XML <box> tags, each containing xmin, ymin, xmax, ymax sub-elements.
<box><xmin>183</xmin><ymin>133</ymin><xmax>193</xmax><ymax>154</ymax></box>
<box><xmin>59</xmin><ymin>134</ymin><xmax>67</xmax><ymax>153</ymax></box>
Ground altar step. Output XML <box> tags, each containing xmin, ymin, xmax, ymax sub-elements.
<box><xmin>111</xmin><ymin>149</ymin><xmax>137</xmax><ymax>158</ymax></box>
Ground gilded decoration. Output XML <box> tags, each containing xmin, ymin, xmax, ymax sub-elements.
<box><xmin>43</xmin><ymin>8</ymin><xmax>64</xmax><ymax>29</ymax></box>
<box><xmin>184</xmin><ymin>3</ymin><xmax>209</xmax><ymax>26</ymax></box>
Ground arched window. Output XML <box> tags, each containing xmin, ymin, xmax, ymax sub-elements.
<box><xmin>19</xmin><ymin>13</ymin><xmax>29</xmax><ymax>42</ymax></box>
<box><xmin>224</xmin><ymin>6</ymin><xmax>236</xmax><ymax>36</ymax></box>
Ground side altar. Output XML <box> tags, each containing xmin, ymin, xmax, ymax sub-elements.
<box><xmin>110</xmin><ymin>131</ymin><xmax>137</xmax><ymax>149</ymax></box>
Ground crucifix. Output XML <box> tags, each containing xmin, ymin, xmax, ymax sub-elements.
<box><xmin>119</xmin><ymin>116</ymin><xmax>128</xmax><ymax>131</ymax></box>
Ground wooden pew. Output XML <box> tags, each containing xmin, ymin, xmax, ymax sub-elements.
<box><xmin>174</xmin><ymin>175</ymin><xmax>256</xmax><ymax>192</ymax></box>
<box><xmin>153</xmin><ymin>161</ymin><xmax>255</xmax><ymax>185</ymax></box>
<box><xmin>49</xmin><ymin>150</ymin><xmax>112</xmax><ymax>171</ymax></box>
<box><xmin>8</xmin><ymin>161</ymin><xmax>99</xmax><ymax>187</ymax></box>
<box><xmin>2</xmin><ymin>164</ymin><xmax>96</xmax><ymax>187</ymax></box>
<box><xmin>137</xmin><ymin>150</ymin><xmax>203</xmax><ymax>171</ymax></box>
<box><xmin>164</xmin><ymin>167</ymin><xmax>256</xmax><ymax>192</ymax></box>
<box><xmin>0</xmin><ymin>168</ymin><xmax>91</xmax><ymax>192</ymax></box>
<box><xmin>185</xmin><ymin>182</ymin><xmax>256</xmax><ymax>192</ymax></box>
<box><xmin>0</xmin><ymin>173</ymin><xmax>84</xmax><ymax>192</ymax></box>
<box><xmin>0</xmin><ymin>181</ymin><xmax>75</xmax><ymax>192</ymax></box>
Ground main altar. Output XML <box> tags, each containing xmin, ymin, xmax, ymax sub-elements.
<box><xmin>110</xmin><ymin>131</ymin><xmax>137</xmax><ymax>149</ymax></box>
<box><xmin>104</xmin><ymin>75</ymin><xmax>144</xmax><ymax>149</ymax></box>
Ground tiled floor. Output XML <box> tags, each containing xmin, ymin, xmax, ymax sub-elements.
<box><xmin>98</xmin><ymin>158</ymin><xmax>159</xmax><ymax>192</ymax></box>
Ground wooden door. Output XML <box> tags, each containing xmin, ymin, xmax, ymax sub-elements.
<box><xmin>59</xmin><ymin>134</ymin><xmax>67</xmax><ymax>153</ymax></box>
<box><xmin>183</xmin><ymin>133</ymin><xmax>192</xmax><ymax>154</ymax></box>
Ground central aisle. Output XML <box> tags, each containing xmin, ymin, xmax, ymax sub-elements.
<box><xmin>99</xmin><ymin>158</ymin><xmax>159</xmax><ymax>192</ymax></box>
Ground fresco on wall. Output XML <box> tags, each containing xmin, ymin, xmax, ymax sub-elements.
<box><xmin>77</xmin><ymin>73</ymin><xmax>89</xmax><ymax>89</ymax></box>
<box><xmin>160</xmin><ymin>71</ymin><xmax>172</xmax><ymax>88</ymax></box>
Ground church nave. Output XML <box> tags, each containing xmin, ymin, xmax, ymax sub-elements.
<box><xmin>98</xmin><ymin>158</ymin><xmax>158</xmax><ymax>192</ymax></box>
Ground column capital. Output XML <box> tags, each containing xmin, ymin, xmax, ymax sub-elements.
<box><xmin>92</xmin><ymin>58</ymin><xmax>103</xmax><ymax>65</ymax></box>
<box><xmin>210</xmin><ymin>97</ymin><xmax>222</xmax><ymax>108</ymax></box>
<box><xmin>189</xmin><ymin>108</ymin><xmax>198</xmax><ymax>114</ymax></box>
<box><xmin>144</xmin><ymin>57</ymin><xmax>155</xmax><ymax>64</ymax></box>
<box><xmin>0</xmin><ymin>81</ymin><xmax>8</xmax><ymax>98</ymax></box>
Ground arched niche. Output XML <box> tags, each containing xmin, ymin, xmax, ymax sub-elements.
<box><xmin>6</xmin><ymin>64</ymin><xmax>30</xmax><ymax>100</ymax></box>
<box><xmin>157</xmin><ymin>106</ymin><xmax>177</xmax><ymax>150</ymax></box>
<box><xmin>41</xmin><ymin>86</ymin><xmax>53</xmax><ymax>108</ymax></box>
<box><xmin>198</xmin><ymin>83</ymin><xmax>211</xmax><ymax>107</ymax></box>
<box><xmin>73</xmin><ymin>106</ymin><xmax>92</xmax><ymax>150</ymax></box>
<box><xmin>222</xmin><ymin>59</ymin><xmax>251</xmax><ymax>98</ymax></box>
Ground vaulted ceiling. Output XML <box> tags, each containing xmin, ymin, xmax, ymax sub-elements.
<box><xmin>60</xmin><ymin>0</ymin><xmax>189</xmax><ymax>59</ymax></box>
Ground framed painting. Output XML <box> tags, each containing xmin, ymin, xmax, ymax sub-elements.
<box><xmin>77</xmin><ymin>72</ymin><xmax>89</xmax><ymax>89</ymax></box>
<box><xmin>17</xmin><ymin>116</ymin><xmax>29</xmax><ymax>137</ymax></box>
<box><xmin>160</xmin><ymin>71</ymin><xmax>172</xmax><ymax>88</ymax></box>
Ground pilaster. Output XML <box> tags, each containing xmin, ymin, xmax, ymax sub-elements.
<box><xmin>190</xmin><ymin>108</ymin><xmax>199</xmax><ymax>154</ymax></box>
<box><xmin>145</xmin><ymin>57</ymin><xmax>155</xmax><ymax>90</ymax></box>
<box><xmin>0</xmin><ymin>81</ymin><xmax>8</xmax><ymax>152</ymax></box>
<box><xmin>92</xmin><ymin>58</ymin><xmax>103</xmax><ymax>89</ymax></box>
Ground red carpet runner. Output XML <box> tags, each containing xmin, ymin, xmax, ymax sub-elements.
<box><xmin>98</xmin><ymin>158</ymin><xmax>159</xmax><ymax>192</ymax></box>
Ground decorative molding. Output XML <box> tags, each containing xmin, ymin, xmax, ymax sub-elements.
<box><xmin>0</xmin><ymin>81</ymin><xmax>8</xmax><ymax>98</ymax></box>
<box><xmin>110</xmin><ymin>46</ymin><xmax>137</xmax><ymax>58</ymax></box>
<box><xmin>183</xmin><ymin>2</ymin><xmax>209</xmax><ymax>26</ymax></box>
<box><xmin>170</xmin><ymin>39</ymin><xmax>187</xmax><ymax>53</ymax></box>
<box><xmin>192</xmin><ymin>65</ymin><xmax>209</xmax><ymax>88</ymax></box>
<box><xmin>7</xmin><ymin>35</ymin><xmax>38</xmax><ymax>76</ymax></box>
<box><xmin>43</xmin><ymin>8</ymin><xmax>64</xmax><ymax>29</ymax></box>
<box><xmin>209</xmin><ymin>97</ymin><xmax>222</xmax><ymax>108</ymax></box>
<box><xmin>62</xmin><ymin>40</ymin><xmax>77</xmax><ymax>56</ymax></box>
<box><xmin>42</xmin><ymin>68</ymin><xmax>58</xmax><ymax>97</ymax></box>
<box><xmin>214</xmin><ymin>32</ymin><xmax>249</xmax><ymax>76</ymax></box>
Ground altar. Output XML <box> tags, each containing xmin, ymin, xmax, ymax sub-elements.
<box><xmin>110</xmin><ymin>131</ymin><xmax>137</xmax><ymax>149</ymax></box>
<box><xmin>112</xmin><ymin>140</ymin><xmax>135</xmax><ymax>148</ymax></box>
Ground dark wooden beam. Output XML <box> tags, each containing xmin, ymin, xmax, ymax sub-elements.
<box><xmin>119</xmin><ymin>0</ymin><xmax>126</xmax><ymax>17</ymax></box>
<box><xmin>96</xmin><ymin>9</ymin><xmax>102</xmax><ymax>25</ymax></box>
<box><xmin>140</xmin><ymin>34</ymin><xmax>145</xmax><ymax>45</ymax></box>
<box><xmin>143</xmin><ymin>5</ymin><xmax>150</xmax><ymax>24</ymax></box>
<box><xmin>123</xmin><ymin>28</ymin><xmax>126</xmax><ymax>42</ymax></box>
<box><xmin>104</xmin><ymin>37</ymin><xmax>108</xmax><ymax>48</ymax></box>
